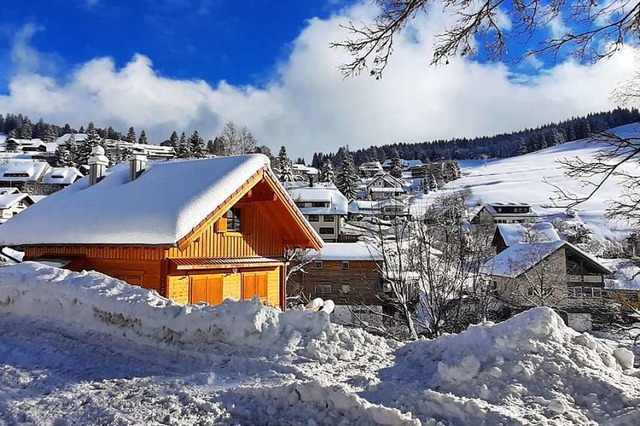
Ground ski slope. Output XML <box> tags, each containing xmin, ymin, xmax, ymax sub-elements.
<box><xmin>0</xmin><ymin>262</ymin><xmax>637</xmax><ymax>424</ymax></box>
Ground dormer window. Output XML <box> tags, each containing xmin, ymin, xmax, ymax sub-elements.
<box><xmin>226</xmin><ymin>208</ymin><xmax>242</xmax><ymax>233</ymax></box>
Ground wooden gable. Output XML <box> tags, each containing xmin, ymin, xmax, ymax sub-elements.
<box><xmin>168</xmin><ymin>167</ymin><xmax>323</xmax><ymax>259</ymax></box>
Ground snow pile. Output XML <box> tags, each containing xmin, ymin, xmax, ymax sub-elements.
<box><xmin>382</xmin><ymin>307</ymin><xmax>640</xmax><ymax>424</ymax></box>
<box><xmin>0</xmin><ymin>262</ymin><xmax>385</xmax><ymax>362</ymax></box>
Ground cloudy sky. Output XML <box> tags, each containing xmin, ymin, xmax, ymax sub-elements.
<box><xmin>0</xmin><ymin>0</ymin><xmax>636</xmax><ymax>159</ymax></box>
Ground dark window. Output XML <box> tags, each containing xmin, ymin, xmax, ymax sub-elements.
<box><xmin>312</xmin><ymin>202</ymin><xmax>327</xmax><ymax>207</ymax></box>
<box><xmin>323</xmin><ymin>215</ymin><xmax>335</xmax><ymax>222</ymax></box>
<box><xmin>3</xmin><ymin>173</ymin><xmax>29</xmax><ymax>178</ymax></box>
<box><xmin>316</xmin><ymin>285</ymin><xmax>332</xmax><ymax>294</ymax></box>
<box><xmin>295</xmin><ymin>202</ymin><xmax>305</xmax><ymax>208</ymax></box>
<box><xmin>319</xmin><ymin>227</ymin><xmax>334</xmax><ymax>235</ymax></box>
<box><xmin>308</xmin><ymin>215</ymin><xmax>319</xmax><ymax>222</ymax></box>
<box><xmin>226</xmin><ymin>208</ymin><xmax>242</xmax><ymax>233</ymax></box>
<box><xmin>342</xmin><ymin>261</ymin><xmax>350</xmax><ymax>270</ymax></box>
<box><xmin>314</xmin><ymin>261</ymin><xmax>323</xmax><ymax>269</ymax></box>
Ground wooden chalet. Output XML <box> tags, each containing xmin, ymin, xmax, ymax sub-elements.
<box><xmin>0</xmin><ymin>150</ymin><xmax>323</xmax><ymax>309</ymax></box>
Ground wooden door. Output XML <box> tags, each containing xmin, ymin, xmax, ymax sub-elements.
<box><xmin>242</xmin><ymin>274</ymin><xmax>257</xmax><ymax>299</ymax></box>
<box><xmin>207</xmin><ymin>276</ymin><xmax>224</xmax><ymax>305</ymax></box>
<box><xmin>190</xmin><ymin>276</ymin><xmax>208</xmax><ymax>304</ymax></box>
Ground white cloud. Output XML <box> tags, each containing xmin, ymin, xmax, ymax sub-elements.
<box><xmin>0</xmin><ymin>3</ymin><xmax>637</xmax><ymax>159</ymax></box>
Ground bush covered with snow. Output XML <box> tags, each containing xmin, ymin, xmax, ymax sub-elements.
<box><xmin>0</xmin><ymin>262</ymin><xmax>385</xmax><ymax>362</ymax></box>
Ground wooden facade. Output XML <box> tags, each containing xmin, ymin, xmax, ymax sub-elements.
<box><xmin>23</xmin><ymin>166</ymin><xmax>322</xmax><ymax>309</ymax></box>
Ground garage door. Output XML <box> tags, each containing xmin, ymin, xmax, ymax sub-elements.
<box><xmin>190</xmin><ymin>275</ymin><xmax>223</xmax><ymax>305</ymax></box>
<box><xmin>242</xmin><ymin>272</ymin><xmax>268</xmax><ymax>300</ymax></box>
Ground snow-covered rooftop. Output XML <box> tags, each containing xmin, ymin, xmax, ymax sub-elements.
<box><xmin>288</xmin><ymin>186</ymin><xmax>348</xmax><ymax>215</ymax></box>
<box><xmin>309</xmin><ymin>242</ymin><xmax>383</xmax><ymax>261</ymax></box>
<box><xmin>42</xmin><ymin>167</ymin><xmax>83</xmax><ymax>185</ymax></box>
<box><xmin>0</xmin><ymin>154</ymin><xmax>270</xmax><ymax>245</ymax></box>
<box><xmin>0</xmin><ymin>192</ymin><xmax>31</xmax><ymax>209</ymax></box>
<box><xmin>0</xmin><ymin>161</ymin><xmax>50</xmax><ymax>182</ymax></box>
<box><xmin>496</xmin><ymin>222</ymin><xmax>561</xmax><ymax>246</ymax></box>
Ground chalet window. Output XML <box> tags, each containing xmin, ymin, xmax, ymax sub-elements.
<box><xmin>341</xmin><ymin>285</ymin><xmax>351</xmax><ymax>294</ymax></box>
<box><xmin>308</xmin><ymin>215</ymin><xmax>319</xmax><ymax>222</ymax></box>
<box><xmin>316</xmin><ymin>284</ymin><xmax>332</xmax><ymax>294</ymax></box>
<box><xmin>295</xmin><ymin>202</ymin><xmax>305</xmax><ymax>208</ymax></box>
<box><xmin>3</xmin><ymin>173</ymin><xmax>29</xmax><ymax>178</ymax></box>
<box><xmin>311</xmin><ymin>202</ymin><xmax>327</xmax><ymax>207</ymax></box>
<box><xmin>323</xmin><ymin>215</ymin><xmax>335</xmax><ymax>222</ymax></box>
<box><xmin>314</xmin><ymin>261</ymin><xmax>323</xmax><ymax>269</ymax></box>
<box><xmin>319</xmin><ymin>227</ymin><xmax>334</xmax><ymax>235</ymax></box>
<box><xmin>342</xmin><ymin>261</ymin><xmax>350</xmax><ymax>270</ymax></box>
<box><xmin>226</xmin><ymin>208</ymin><xmax>242</xmax><ymax>233</ymax></box>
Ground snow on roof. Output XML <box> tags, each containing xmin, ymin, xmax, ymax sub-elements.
<box><xmin>42</xmin><ymin>167</ymin><xmax>83</xmax><ymax>185</ymax></box>
<box><xmin>54</xmin><ymin>133</ymin><xmax>88</xmax><ymax>145</ymax></box>
<box><xmin>483</xmin><ymin>203</ymin><xmax>538</xmax><ymax>217</ymax></box>
<box><xmin>0</xmin><ymin>154</ymin><xmax>270</xmax><ymax>245</ymax></box>
<box><xmin>0</xmin><ymin>192</ymin><xmax>31</xmax><ymax>209</ymax></box>
<box><xmin>382</xmin><ymin>159</ymin><xmax>423</xmax><ymax>168</ymax></box>
<box><xmin>0</xmin><ymin>161</ymin><xmax>50</xmax><ymax>182</ymax></box>
<box><xmin>309</xmin><ymin>242</ymin><xmax>383</xmax><ymax>261</ymax></box>
<box><xmin>481</xmin><ymin>240</ymin><xmax>612</xmax><ymax>278</ymax></box>
<box><xmin>288</xmin><ymin>186</ymin><xmax>348</xmax><ymax>215</ymax></box>
<box><xmin>496</xmin><ymin>222</ymin><xmax>561</xmax><ymax>246</ymax></box>
<box><xmin>370</xmin><ymin>187</ymin><xmax>406</xmax><ymax>193</ymax></box>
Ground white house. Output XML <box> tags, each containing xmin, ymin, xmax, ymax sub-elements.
<box><xmin>349</xmin><ymin>199</ymin><xmax>410</xmax><ymax>220</ymax></box>
<box><xmin>472</xmin><ymin>202</ymin><xmax>539</xmax><ymax>224</ymax></box>
<box><xmin>366</xmin><ymin>172</ymin><xmax>406</xmax><ymax>200</ymax></box>
<box><xmin>287</xmin><ymin>185</ymin><xmax>348</xmax><ymax>242</ymax></box>
<box><xmin>42</xmin><ymin>167</ymin><xmax>84</xmax><ymax>187</ymax></box>
<box><xmin>0</xmin><ymin>188</ymin><xmax>35</xmax><ymax>223</ymax></box>
<box><xmin>0</xmin><ymin>161</ymin><xmax>51</xmax><ymax>187</ymax></box>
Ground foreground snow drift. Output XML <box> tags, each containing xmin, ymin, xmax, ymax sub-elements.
<box><xmin>372</xmin><ymin>307</ymin><xmax>640</xmax><ymax>424</ymax></box>
<box><xmin>0</xmin><ymin>263</ymin><xmax>639</xmax><ymax>424</ymax></box>
<box><xmin>0</xmin><ymin>262</ymin><xmax>382</xmax><ymax>362</ymax></box>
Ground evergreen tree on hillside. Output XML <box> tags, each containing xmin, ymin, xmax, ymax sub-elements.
<box><xmin>207</xmin><ymin>139</ymin><xmax>215</xmax><ymax>154</ymax></box>
<box><xmin>428</xmin><ymin>174</ymin><xmax>438</xmax><ymax>192</ymax></box>
<box><xmin>389</xmin><ymin>150</ymin><xmax>403</xmax><ymax>178</ymax></box>
<box><xmin>20</xmin><ymin>123</ymin><xmax>32</xmax><ymax>139</ymax></box>
<box><xmin>169</xmin><ymin>131</ymin><xmax>179</xmax><ymax>148</ymax></box>
<box><xmin>55</xmin><ymin>134</ymin><xmax>80</xmax><ymax>167</ymax></box>
<box><xmin>336</xmin><ymin>149</ymin><xmax>360</xmax><ymax>200</ymax></box>
<box><xmin>78</xmin><ymin>129</ymin><xmax>103</xmax><ymax>165</ymax></box>
<box><xmin>189</xmin><ymin>130</ymin><xmax>206</xmax><ymax>158</ymax></box>
<box><xmin>42</xmin><ymin>125</ymin><xmax>57</xmax><ymax>142</ymax></box>
<box><xmin>107</xmin><ymin>126</ymin><xmax>119</xmax><ymax>140</ymax></box>
<box><xmin>211</xmin><ymin>137</ymin><xmax>226</xmax><ymax>156</ymax></box>
<box><xmin>126</xmin><ymin>127</ymin><xmax>136</xmax><ymax>143</ymax></box>
<box><xmin>320</xmin><ymin>160</ymin><xmax>335</xmax><ymax>184</ymax></box>
<box><xmin>138</xmin><ymin>130</ymin><xmax>148</xmax><ymax>145</ymax></box>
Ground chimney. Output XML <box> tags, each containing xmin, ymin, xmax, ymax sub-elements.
<box><xmin>88</xmin><ymin>145</ymin><xmax>109</xmax><ymax>186</ymax></box>
<box><xmin>129</xmin><ymin>154</ymin><xmax>148</xmax><ymax>181</ymax></box>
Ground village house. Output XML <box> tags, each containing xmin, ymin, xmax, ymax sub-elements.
<box><xmin>472</xmin><ymin>202</ymin><xmax>539</xmax><ymax>224</ymax></box>
<box><xmin>381</xmin><ymin>158</ymin><xmax>423</xmax><ymax>171</ymax></box>
<box><xmin>0</xmin><ymin>160</ymin><xmax>51</xmax><ymax>189</ymax></box>
<box><xmin>287</xmin><ymin>185</ymin><xmax>348</xmax><ymax>242</ymax></box>
<box><xmin>288</xmin><ymin>241</ymin><xmax>389</xmax><ymax>324</ymax></box>
<box><xmin>41</xmin><ymin>167</ymin><xmax>83</xmax><ymax>189</ymax></box>
<box><xmin>481</xmin><ymin>222</ymin><xmax>614</xmax><ymax>329</ymax></box>
<box><xmin>366</xmin><ymin>172</ymin><xmax>407</xmax><ymax>200</ymax></box>
<box><xmin>358</xmin><ymin>161</ymin><xmax>383</xmax><ymax>178</ymax></box>
<box><xmin>0</xmin><ymin>150</ymin><xmax>323</xmax><ymax>309</ymax></box>
<box><xmin>348</xmin><ymin>199</ymin><xmax>410</xmax><ymax>221</ymax></box>
<box><xmin>0</xmin><ymin>188</ymin><xmax>35</xmax><ymax>223</ymax></box>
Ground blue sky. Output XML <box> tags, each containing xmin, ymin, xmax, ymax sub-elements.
<box><xmin>0</xmin><ymin>0</ymin><xmax>351</xmax><ymax>88</ymax></box>
<box><xmin>0</xmin><ymin>0</ymin><xmax>634</xmax><ymax>158</ymax></box>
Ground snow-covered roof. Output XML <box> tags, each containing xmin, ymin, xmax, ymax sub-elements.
<box><xmin>367</xmin><ymin>173</ymin><xmax>406</xmax><ymax>190</ymax></box>
<box><xmin>54</xmin><ymin>133</ymin><xmax>88</xmax><ymax>145</ymax></box>
<box><xmin>292</xmin><ymin>164</ymin><xmax>319</xmax><ymax>175</ymax></box>
<box><xmin>481</xmin><ymin>241</ymin><xmax>612</xmax><ymax>278</ymax></box>
<box><xmin>42</xmin><ymin>167</ymin><xmax>83</xmax><ymax>185</ymax></box>
<box><xmin>0</xmin><ymin>161</ymin><xmax>50</xmax><ymax>182</ymax></box>
<box><xmin>495</xmin><ymin>222</ymin><xmax>561</xmax><ymax>246</ymax></box>
<box><xmin>288</xmin><ymin>186</ymin><xmax>348</xmax><ymax>215</ymax></box>
<box><xmin>381</xmin><ymin>159</ymin><xmax>423</xmax><ymax>168</ymax></box>
<box><xmin>0</xmin><ymin>154</ymin><xmax>271</xmax><ymax>245</ymax></box>
<box><xmin>482</xmin><ymin>203</ymin><xmax>538</xmax><ymax>217</ymax></box>
<box><xmin>309</xmin><ymin>242</ymin><xmax>383</xmax><ymax>261</ymax></box>
<box><xmin>0</xmin><ymin>193</ymin><xmax>32</xmax><ymax>209</ymax></box>
<box><xmin>370</xmin><ymin>187</ymin><xmax>406</xmax><ymax>193</ymax></box>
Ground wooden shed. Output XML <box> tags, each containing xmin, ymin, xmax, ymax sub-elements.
<box><xmin>0</xmin><ymin>153</ymin><xmax>323</xmax><ymax>309</ymax></box>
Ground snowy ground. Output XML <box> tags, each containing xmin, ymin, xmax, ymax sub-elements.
<box><xmin>0</xmin><ymin>262</ymin><xmax>638</xmax><ymax>425</ymax></box>
<box><xmin>410</xmin><ymin>123</ymin><xmax>640</xmax><ymax>243</ymax></box>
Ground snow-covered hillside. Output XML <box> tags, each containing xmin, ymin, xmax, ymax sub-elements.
<box><xmin>0</xmin><ymin>262</ymin><xmax>637</xmax><ymax>424</ymax></box>
<box><xmin>413</xmin><ymin>123</ymin><xmax>640</xmax><ymax>242</ymax></box>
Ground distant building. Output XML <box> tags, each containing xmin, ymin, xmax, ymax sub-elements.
<box><xmin>348</xmin><ymin>199</ymin><xmax>410</xmax><ymax>220</ymax></box>
<box><xmin>366</xmin><ymin>172</ymin><xmax>406</xmax><ymax>200</ymax></box>
<box><xmin>358</xmin><ymin>161</ymin><xmax>383</xmax><ymax>177</ymax></box>
<box><xmin>0</xmin><ymin>188</ymin><xmax>35</xmax><ymax>223</ymax></box>
<box><xmin>0</xmin><ymin>161</ymin><xmax>51</xmax><ymax>188</ymax></box>
<box><xmin>41</xmin><ymin>167</ymin><xmax>83</xmax><ymax>189</ymax></box>
<box><xmin>288</xmin><ymin>185</ymin><xmax>348</xmax><ymax>242</ymax></box>
<box><xmin>472</xmin><ymin>202</ymin><xmax>539</xmax><ymax>224</ymax></box>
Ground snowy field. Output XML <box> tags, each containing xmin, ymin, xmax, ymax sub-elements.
<box><xmin>0</xmin><ymin>262</ymin><xmax>638</xmax><ymax>424</ymax></box>
<box><xmin>411</xmin><ymin>123</ymin><xmax>640</xmax><ymax>242</ymax></box>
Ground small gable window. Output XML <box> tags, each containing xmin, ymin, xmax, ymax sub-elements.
<box><xmin>226</xmin><ymin>208</ymin><xmax>242</xmax><ymax>233</ymax></box>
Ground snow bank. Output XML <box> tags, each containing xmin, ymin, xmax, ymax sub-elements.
<box><xmin>0</xmin><ymin>262</ymin><xmax>385</xmax><ymax>362</ymax></box>
<box><xmin>383</xmin><ymin>307</ymin><xmax>640</xmax><ymax>424</ymax></box>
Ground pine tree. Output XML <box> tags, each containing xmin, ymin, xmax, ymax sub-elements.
<box><xmin>138</xmin><ymin>130</ymin><xmax>148</xmax><ymax>144</ymax></box>
<box><xmin>126</xmin><ymin>126</ymin><xmax>136</xmax><ymax>143</ymax></box>
<box><xmin>189</xmin><ymin>130</ymin><xmax>206</xmax><ymax>158</ymax></box>
<box><xmin>320</xmin><ymin>160</ymin><xmax>335</xmax><ymax>184</ymax></box>
<box><xmin>336</xmin><ymin>149</ymin><xmax>360</xmax><ymax>200</ymax></box>
<box><xmin>176</xmin><ymin>132</ymin><xmax>190</xmax><ymax>158</ymax></box>
<box><xmin>389</xmin><ymin>150</ymin><xmax>403</xmax><ymax>178</ymax></box>
<box><xmin>42</xmin><ymin>125</ymin><xmax>57</xmax><ymax>142</ymax></box>
<box><xmin>206</xmin><ymin>139</ymin><xmax>215</xmax><ymax>154</ymax></box>
<box><xmin>55</xmin><ymin>134</ymin><xmax>79</xmax><ymax>167</ymax></box>
<box><xmin>20</xmin><ymin>123</ymin><xmax>32</xmax><ymax>139</ymax></box>
<box><xmin>428</xmin><ymin>174</ymin><xmax>438</xmax><ymax>192</ymax></box>
<box><xmin>78</xmin><ymin>129</ymin><xmax>103</xmax><ymax>165</ymax></box>
<box><xmin>276</xmin><ymin>146</ymin><xmax>293</xmax><ymax>181</ymax></box>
